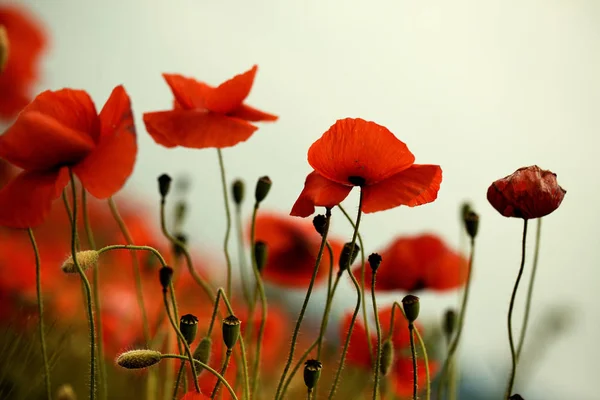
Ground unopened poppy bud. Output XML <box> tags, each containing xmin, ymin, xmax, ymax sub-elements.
<box><xmin>61</xmin><ymin>250</ymin><xmax>99</xmax><ymax>274</ymax></box>
<box><xmin>463</xmin><ymin>210</ymin><xmax>479</xmax><ymax>239</ymax></box>
<box><xmin>460</xmin><ymin>202</ymin><xmax>472</xmax><ymax>221</ymax></box>
<box><xmin>116</xmin><ymin>349</ymin><xmax>162</xmax><ymax>369</ymax></box>
<box><xmin>368</xmin><ymin>253</ymin><xmax>382</xmax><ymax>273</ymax></box>
<box><xmin>312</xmin><ymin>214</ymin><xmax>327</xmax><ymax>236</ymax></box>
<box><xmin>172</xmin><ymin>233</ymin><xmax>188</xmax><ymax>258</ymax></box>
<box><xmin>380</xmin><ymin>339</ymin><xmax>394</xmax><ymax>376</ymax></box>
<box><xmin>222</xmin><ymin>315</ymin><xmax>241</xmax><ymax>350</ymax></box>
<box><xmin>254</xmin><ymin>176</ymin><xmax>272</xmax><ymax>203</ymax></box>
<box><xmin>158</xmin><ymin>174</ymin><xmax>172</xmax><ymax>199</ymax></box>
<box><xmin>232</xmin><ymin>179</ymin><xmax>245</xmax><ymax>205</ymax></box>
<box><xmin>180</xmin><ymin>314</ymin><xmax>199</xmax><ymax>345</ymax></box>
<box><xmin>254</xmin><ymin>241</ymin><xmax>268</xmax><ymax>272</ymax></box>
<box><xmin>303</xmin><ymin>359</ymin><xmax>322</xmax><ymax>390</ymax></box>
<box><xmin>159</xmin><ymin>266</ymin><xmax>173</xmax><ymax>291</ymax></box>
<box><xmin>509</xmin><ymin>395</ymin><xmax>524</xmax><ymax>400</ymax></box>
<box><xmin>56</xmin><ymin>384</ymin><xmax>77</xmax><ymax>400</ymax></box>
<box><xmin>402</xmin><ymin>295</ymin><xmax>420</xmax><ymax>323</ymax></box>
<box><xmin>338</xmin><ymin>242</ymin><xmax>360</xmax><ymax>271</ymax></box>
<box><xmin>174</xmin><ymin>201</ymin><xmax>187</xmax><ymax>226</ymax></box>
<box><xmin>0</xmin><ymin>26</ymin><xmax>8</xmax><ymax>74</ymax></box>
<box><xmin>443</xmin><ymin>309</ymin><xmax>457</xmax><ymax>339</ymax></box>
<box><xmin>193</xmin><ymin>336</ymin><xmax>212</xmax><ymax>372</ymax></box>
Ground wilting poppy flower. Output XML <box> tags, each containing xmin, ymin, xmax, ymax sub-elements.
<box><xmin>487</xmin><ymin>165</ymin><xmax>566</xmax><ymax>219</ymax></box>
<box><xmin>252</xmin><ymin>212</ymin><xmax>344</xmax><ymax>287</ymax></box>
<box><xmin>360</xmin><ymin>234</ymin><xmax>468</xmax><ymax>292</ymax></box>
<box><xmin>291</xmin><ymin>118</ymin><xmax>442</xmax><ymax>217</ymax></box>
<box><xmin>0</xmin><ymin>86</ymin><xmax>137</xmax><ymax>228</ymax></box>
<box><xmin>0</xmin><ymin>5</ymin><xmax>46</xmax><ymax>121</ymax></box>
<box><xmin>143</xmin><ymin>65</ymin><xmax>277</xmax><ymax>149</ymax></box>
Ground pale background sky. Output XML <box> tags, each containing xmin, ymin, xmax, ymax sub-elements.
<box><xmin>14</xmin><ymin>0</ymin><xmax>600</xmax><ymax>398</ymax></box>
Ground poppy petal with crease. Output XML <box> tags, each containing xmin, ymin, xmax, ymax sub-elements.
<box><xmin>290</xmin><ymin>171</ymin><xmax>352</xmax><ymax>218</ymax></box>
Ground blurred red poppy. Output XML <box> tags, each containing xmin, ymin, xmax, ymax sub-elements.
<box><xmin>291</xmin><ymin>118</ymin><xmax>442</xmax><ymax>217</ymax></box>
<box><xmin>0</xmin><ymin>86</ymin><xmax>137</xmax><ymax>228</ymax></box>
<box><xmin>360</xmin><ymin>234</ymin><xmax>468</xmax><ymax>292</ymax></box>
<box><xmin>143</xmin><ymin>65</ymin><xmax>277</xmax><ymax>149</ymax></box>
<box><xmin>487</xmin><ymin>165</ymin><xmax>566</xmax><ymax>219</ymax></box>
<box><xmin>0</xmin><ymin>5</ymin><xmax>46</xmax><ymax>121</ymax></box>
<box><xmin>181</xmin><ymin>392</ymin><xmax>210</xmax><ymax>400</ymax></box>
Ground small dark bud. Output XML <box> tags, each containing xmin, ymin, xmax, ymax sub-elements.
<box><xmin>254</xmin><ymin>241</ymin><xmax>268</xmax><ymax>273</ymax></box>
<box><xmin>222</xmin><ymin>315</ymin><xmax>241</xmax><ymax>350</ymax></box>
<box><xmin>254</xmin><ymin>176</ymin><xmax>272</xmax><ymax>203</ymax></box>
<box><xmin>303</xmin><ymin>359</ymin><xmax>322</xmax><ymax>390</ymax></box>
<box><xmin>338</xmin><ymin>242</ymin><xmax>360</xmax><ymax>271</ymax></box>
<box><xmin>232</xmin><ymin>179</ymin><xmax>245</xmax><ymax>205</ymax></box>
<box><xmin>463</xmin><ymin>210</ymin><xmax>479</xmax><ymax>239</ymax></box>
<box><xmin>175</xmin><ymin>175</ymin><xmax>191</xmax><ymax>194</ymax></box>
<box><xmin>174</xmin><ymin>201</ymin><xmax>187</xmax><ymax>227</ymax></box>
<box><xmin>380</xmin><ymin>339</ymin><xmax>394</xmax><ymax>376</ymax></box>
<box><xmin>368</xmin><ymin>253</ymin><xmax>382</xmax><ymax>273</ymax></box>
<box><xmin>312</xmin><ymin>214</ymin><xmax>327</xmax><ymax>236</ymax></box>
<box><xmin>158</xmin><ymin>174</ymin><xmax>172</xmax><ymax>198</ymax></box>
<box><xmin>402</xmin><ymin>295</ymin><xmax>420</xmax><ymax>323</ymax></box>
<box><xmin>193</xmin><ymin>336</ymin><xmax>212</xmax><ymax>372</ymax></box>
<box><xmin>509</xmin><ymin>395</ymin><xmax>524</xmax><ymax>400</ymax></box>
<box><xmin>461</xmin><ymin>202</ymin><xmax>472</xmax><ymax>221</ymax></box>
<box><xmin>179</xmin><ymin>314</ymin><xmax>199</xmax><ymax>345</ymax></box>
<box><xmin>443</xmin><ymin>309</ymin><xmax>457</xmax><ymax>339</ymax></box>
<box><xmin>172</xmin><ymin>233</ymin><xmax>188</xmax><ymax>258</ymax></box>
<box><xmin>159</xmin><ymin>266</ymin><xmax>173</xmax><ymax>291</ymax></box>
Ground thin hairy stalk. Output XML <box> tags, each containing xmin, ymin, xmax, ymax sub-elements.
<box><xmin>505</xmin><ymin>219</ymin><xmax>529</xmax><ymax>399</ymax></box>
<box><xmin>27</xmin><ymin>228</ymin><xmax>52</xmax><ymax>400</ymax></box>
<box><xmin>167</xmin><ymin>283</ymin><xmax>185</xmax><ymax>398</ymax></box>
<box><xmin>61</xmin><ymin>188</ymin><xmax>79</xmax><ymax>250</ymax></box>
<box><xmin>216</xmin><ymin>149</ymin><xmax>234</xmax><ymax>298</ymax></box>
<box><xmin>211</xmin><ymin>349</ymin><xmax>232</xmax><ymax>398</ymax></box>
<box><xmin>274</xmin><ymin>208</ymin><xmax>332</xmax><ymax>400</ymax></box>
<box><xmin>409</xmin><ymin>324</ymin><xmax>418</xmax><ymax>400</ymax></box>
<box><xmin>235</xmin><ymin>204</ymin><xmax>252</xmax><ymax>305</ymax></box>
<box><xmin>68</xmin><ymin>170</ymin><xmax>96</xmax><ymax>399</ymax></box>
<box><xmin>414</xmin><ymin>326</ymin><xmax>430</xmax><ymax>400</ymax></box>
<box><xmin>97</xmin><ymin>244</ymin><xmax>167</xmax><ymax>265</ymax></box>
<box><xmin>371</xmin><ymin>272</ymin><xmax>382</xmax><ymax>400</ymax></box>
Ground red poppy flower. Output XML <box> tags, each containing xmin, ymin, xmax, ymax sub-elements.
<box><xmin>252</xmin><ymin>212</ymin><xmax>344</xmax><ymax>287</ymax></box>
<box><xmin>487</xmin><ymin>165</ymin><xmax>566</xmax><ymax>219</ymax></box>
<box><xmin>0</xmin><ymin>5</ymin><xmax>46</xmax><ymax>121</ymax></box>
<box><xmin>291</xmin><ymin>118</ymin><xmax>442</xmax><ymax>217</ymax></box>
<box><xmin>181</xmin><ymin>392</ymin><xmax>210</xmax><ymax>400</ymax></box>
<box><xmin>143</xmin><ymin>65</ymin><xmax>277</xmax><ymax>149</ymax></box>
<box><xmin>360</xmin><ymin>234</ymin><xmax>468</xmax><ymax>292</ymax></box>
<box><xmin>0</xmin><ymin>85</ymin><xmax>137</xmax><ymax>228</ymax></box>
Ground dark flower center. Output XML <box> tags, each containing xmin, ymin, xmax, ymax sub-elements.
<box><xmin>348</xmin><ymin>176</ymin><xmax>366</xmax><ymax>187</ymax></box>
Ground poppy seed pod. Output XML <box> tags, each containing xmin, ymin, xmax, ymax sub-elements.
<box><xmin>463</xmin><ymin>210</ymin><xmax>479</xmax><ymax>239</ymax></box>
<box><xmin>443</xmin><ymin>309</ymin><xmax>457</xmax><ymax>340</ymax></box>
<box><xmin>159</xmin><ymin>266</ymin><xmax>173</xmax><ymax>291</ymax></box>
<box><xmin>368</xmin><ymin>253</ymin><xmax>382</xmax><ymax>273</ymax></box>
<box><xmin>61</xmin><ymin>250</ymin><xmax>99</xmax><ymax>274</ymax></box>
<box><xmin>339</xmin><ymin>242</ymin><xmax>360</xmax><ymax>271</ymax></box>
<box><xmin>509</xmin><ymin>395</ymin><xmax>524</xmax><ymax>400</ymax></box>
<box><xmin>157</xmin><ymin>174</ymin><xmax>172</xmax><ymax>199</ymax></box>
<box><xmin>255</xmin><ymin>176</ymin><xmax>272</xmax><ymax>203</ymax></box>
<box><xmin>232</xmin><ymin>179</ymin><xmax>245</xmax><ymax>205</ymax></box>
<box><xmin>222</xmin><ymin>315</ymin><xmax>241</xmax><ymax>350</ymax></box>
<box><xmin>193</xmin><ymin>336</ymin><xmax>212</xmax><ymax>371</ymax></box>
<box><xmin>402</xmin><ymin>295</ymin><xmax>420</xmax><ymax>323</ymax></box>
<box><xmin>380</xmin><ymin>339</ymin><xmax>394</xmax><ymax>376</ymax></box>
<box><xmin>0</xmin><ymin>26</ymin><xmax>8</xmax><ymax>74</ymax></box>
<box><xmin>116</xmin><ymin>349</ymin><xmax>162</xmax><ymax>369</ymax></box>
<box><xmin>254</xmin><ymin>241</ymin><xmax>268</xmax><ymax>272</ymax></box>
<box><xmin>312</xmin><ymin>214</ymin><xmax>328</xmax><ymax>236</ymax></box>
<box><xmin>56</xmin><ymin>384</ymin><xmax>77</xmax><ymax>400</ymax></box>
<box><xmin>180</xmin><ymin>314</ymin><xmax>199</xmax><ymax>345</ymax></box>
<box><xmin>303</xmin><ymin>359</ymin><xmax>322</xmax><ymax>390</ymax></box>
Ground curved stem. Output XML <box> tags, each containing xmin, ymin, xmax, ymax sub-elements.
<box><xmin>414</xmin><ymin>326</ymin><xmax>430</xmax><ymax>400</ymax></box>
<box><xmin>409</xmin><ymin>324</ymin><xmax>418</xmax><ymax>400</ymax></box>
<box><xmin>505</xmin><ymin>219</ymin><xmax>529</xmax><ymax>399</ymax></box>
<box><xmin>371</xmin><ymin>272</ymin><xmax>382</xmax><ymax>400</ymax></box>
<box><xmin>211</xmin><ymin>349</ymin><xmax>232</xmax><ymax>398</ymax></box>
<box><xmin>27</xmin><ymin>228</ymin><xmax>52</xmax><ymax>400</ymax></box>
<box><xmin>216</xmin><ymin>149</ymin><xmax>233</xmax><ymax>298</ymax></box>
<box><xmin>235</xmin><ymin>204</ymin><xmax>252</xmax><ymax>305</ymax></box>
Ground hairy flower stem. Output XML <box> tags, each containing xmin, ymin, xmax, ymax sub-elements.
<box><xmin>217</xmin><ymin>149</ymin><xmax>233</xmax><ymax>298</ymax></box>
<box><xmin>166</xmin><ymin>282</ymin><xmax>185</xmax><ymax>399</ymax></box>
<box><xmin>211</xmin><ymin>349</ymin><xmax>232</xmax><ymax>398</ymax></box>
<box><xmin>371</xmin><ymin>272</ymin><xmax>383</xmax><ymax>400</ymax></box>
<box><xmin>505</xmin><ymin>219</ymin><xmax>529</xmax><ymax>399</ymax></box>
<box><xmin>274</xmin><ymin>208</ymin><xmax>332</xmax><ymax>400</ymax></box>
<box><xmin>409</xmin><ymin>323</ymin><xmax>418</xmax><ymax>400</ymax></box>
<box><xmin>27</xmin><ymin>228</ymin><xmax>52</xmax><ymax>400</ymax></box>
<box><xmin>67</xmin><ymin>170</ymin><xmax>96</xmax><ymax>400</ymax></box>
<box><xmin>415</xmin><ymin>326</ymin><xmax>431</xmax><ymax>400</ymax></box>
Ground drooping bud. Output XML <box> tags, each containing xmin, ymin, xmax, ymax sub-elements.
<box><xmin>303</xmin><ymin>359</ymin><xmax>322</xmax><ymax>390</ymax></box>
<box><xmin>312</xmin><ymin>214</ymin><xmax>327</xmax><ymax>236</ymax></box>
<box><xmin>116</xmin><ymin>349</ymin><xmax>162</xmax><ymax>369</ymax></box>
<box><xmin>368</xmin><ymin>253</ymin><xmax>382</xmax><ymax>273</ymax></box>
<box><xmin>158</xmin><ymin>174</ymin><xmax>172</xmax><ymax>199</ymax></box>
<box><xmin>0</xmin><ymin>26</ymin><xmax>8</xmax><ymax>74</ymax></box>
<box><xmin>443</xmin><ymin>309</ymin><xmax>457</xmax><ymax>340</ymax></box>
<box><xmin>56</xmin><ymin>384</ymin><xmax>77</xmax><ymax>400</ymax></box>
<box><xmin>61</xmin><ymin>250</ymin><xmax>99</xmax><ymax>274</ymax></box>
<box><xmin>463</xmin><ymin>210</ymin><xmax>480</xmax><ymax>239</ymax></box>
<box><xmin>232</xmin><ymin>179</ymin><xmax>245</xmax><ymax>205</ymax></box>
<box><xmin>254</xmin><ymin>176</ymin><xmax>272</xmax><ymax>203</ymax></box>
<box><xmin>380</xmin><ymin>339</ymin><xmax>394</xmax><ymax>376</ymax></box>
<box><xmin>159</xmin><ymin>266</ymin><xmax>174</xmax><ymax>291</ymax></box>
<box><xmin>402</xmin><ymin>295</ymin><xmax>420</xmax><ymax>324</ymax></box>
<box><xmin>338</xmin><ymin>242</ymin><xmax>360</xmax><ymax>271</ymax></box>
<box><xmin>172</xmin><ymin>233</ymin><xmax>188</xmax><ymax>259</ymax></box>
<box><xmin>193</xmin><ymin>336</ymin><xmax>212</xmax><ymax>372</ymax></box>
<box><xmin>222</xmin><ymin>315</ymin><xmax>241</xmax><ymax>350</ymax></box>
<box><xmin>180</xmin><ymin>314</ymin><xmax>199</xmax><ymax>345</ymax></box>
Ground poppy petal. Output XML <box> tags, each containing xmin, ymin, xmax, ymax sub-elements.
<box><xmin>229</xmin><ymin>103</ymin><xmax>278</xmax><ymax>122</ymax></box>
<box><xmin>204</xmin><ymin>65</ymin><xmax>257</xmax><ymax>114</ymax></box>
<box><xmin>290</xmin><ymin>171</ymin><xmax>352</xmax><ymax>217</ymax></box>
<box><xmin>308</xmin><ymin>118</ymin><xmax>415</xmax><ymax>186</ymax></box>
<box><xmin>143</xmin><ymin>110</ymin><xmax>258</xmax><ymax>149</ymax></box>
<box><xmin>73</xmin><ymin>86</ymin><xmax>137</xmax><ymax>199</ymax></box>
<box><xmin>0</xmin><ymin>167</ymin><xmax>68</xmax><ymax>228</ymax></box>
<box><xmin>162</xmin><ymin>73</ymin><xmax>211</xmax><ymax>110</ymax></box>
<box><xmin>361</xmin><ymin>164</ymin><xmax>442</xmax><ymax>213</ymax></box>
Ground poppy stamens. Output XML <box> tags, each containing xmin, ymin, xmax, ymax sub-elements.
<box><xmin>348</xmin><ymin>175</ymin><xmax>366</xmax><ymax>187</ymax></box>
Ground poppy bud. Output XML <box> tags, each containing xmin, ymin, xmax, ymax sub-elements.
<box><xmin>175</xmin><ymin>175</ymin><xmax>191</xmax><ymax>194</ymax></box>
<box><xmin>463</xmin><ymin>210</ymin><xmax>479</xmax><ymax>239</ymax></box>
<box><xmin>487</xmin><ymin>165</ymin><xmax>566</xmax><ymax>219</ymax></box>
<box><xmin>172</xmin><ymin>233</ymin><xmax>188</xmax><ymax>259</ymax></box>
<box><xmin>116</xmin><ymin>349</ymin><xmax>162</xmax><ymax>369</ymax></box>
<box><xmin>380</xmin><ymin>339</ymin><xmax>394</xmax><ymax>376</ymax></box>
<box><xmin>312</xmin><ymin>214</ymin><xmax>327</xmax><ymax>236</ymax></box>
<box><xmin>368</xmin><ymin>253</ymin><xmax>382</xmax><ymax>273</ymax></box>
<box><xmin>56</xmin><ymin>384</ymin><xmax>76</xmax><ymax>400</ymax></box>
<box><xmin>180</xmin><ymin>314</ymin><xmax>198</xmax><ymax>345</ymax></box>
<box><xmin>0</xmin><ymin>26</ymin><xmax>8</xmax><ymax>74</ymax></box>
<box><xmin>159</xmin><ymin>266</ymin><xmax>173</xmax><ymax>291</ymax></box>
<box><xmin>232</xmin><ymin>179</ymin><xmax>245</xmax><ymax>205</ymax></box>
<box><xmin>61</xmin><ymin>250</ymin><xmax>99</xmax><ymax>274</ymax></box>
<box><xmin>193</xmin><ymin>336</ymin><xmax>212</xmax><ymax>372</ymax></box>
<box><xmin>222</xmin><ymin>315</ymin><xmax>241</xmax><ymax>350</ymax></box>
<box><xmin>254</xmin><ymin>176</ymin><xmax>272</xmax><ymax>203</ymax></box>
<box><xmin>254</xmin><ymin>241</ymin><xmax>268</xmax><ymax>272</ymax></box>
<box><xmin>509</xmin><ymin>395</ymin><xmax>524</xmax><ymax>400</ymax></box>
<box><xmin>402</xmin><ymin>295</ymin><xmax>420</xmax><ymax>324</ymax></box>
<box><xmin>460</xmin><ymin>201</ymin><xmax>472</xmax><ymax>221</ymax></box>
<box><xmin>174</xmin><ymin>201</ymin><xmax>187</xmax><ymax>227</ymax></box>
<box><xmin>303</xmin><ymin>359</ymin><xmax>322</xmax><ymax>390</ymax></box>
<box><xmin>443</xmin><ymin>309</ymin><xmax>457</xmax><ymax>340</ymax></box>
<box><xmin>158</xmin><ymin>174</ymin><xmax>172</xmax><ymax>199</ymax></box>
<box><xmin>338</xmin><ymin>242</ymin><xmax>360</xmax><ymax>271</ymax></box>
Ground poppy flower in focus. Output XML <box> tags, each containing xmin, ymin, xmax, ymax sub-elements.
<box><xmin>487</xmin><ymin>165</ymin><xmax>566</xmax><ymax>219</ymax></box>
<box><xmin>252</xmin><ymin>212</ymin><xmax>344</xmax><ymax>287</ymax></box>
<box><xmin>0</xmin><ymin>85</ymin><xmax>137</xmax><ymax>228</ymax></box>
<box><xmin>360</xmin><ymin>234</ymin><xmax>468</xmax><ymax>292</ymax></box>
<box><xmin>0</xmin><ymin>5</ymin><xmax>46</xmax><ymax>121</ymax></box>
<box><xmin>143</xmin><ymin>65</ymin><xmax>277</xmax><ymax>149</ymax></box>
<box><xmin>291</xmin><ymin>118</ymin><xmax>442</xmax><ymax>217</ymax></box>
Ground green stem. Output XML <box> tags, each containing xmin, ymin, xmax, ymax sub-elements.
<box><xmin>274</xmin><ymin>208</ymin><xmax>332</xmax><ymax>400</ymax></box>
<box><xmin>235</xmin><ymin>204</ymin><xmax>252</xmax><ymax>305</ymax></box>
<box><xmin>414</xmin><ymin>326</ymin><xmax>430</xmax><ymax>400</ymax></box>
<box><xmin>211</xmin><ymin>349</ymin><xmax>232</xmax><ymax>398</ymax></box>
<box><xmin>371</xmin><ymin>272</ymin><xmax>382</xmax><ymax>400</ymax></box>
<box><xmin>216</xmin><ymin>149</ymin><xmax>233</xmax><ymax>299</ymax></box>
<box><xmin>409</xmin><ymin>324</ymin><xmax>417</xmax><ymax>400</ymax></box>
<box><xmin>505</xmin><ymin>219</ymin><xmax>529</xmax><ymax>399</ymax></box>
<box><xmin>167</xmin><ymin>282</ymin><xmax>185</xmax><ymax>398</ymax></box>
<box><xmin>27</xmin><ymin>228</ymin><xmax>52</xmax><ymax>400</ymax></box>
